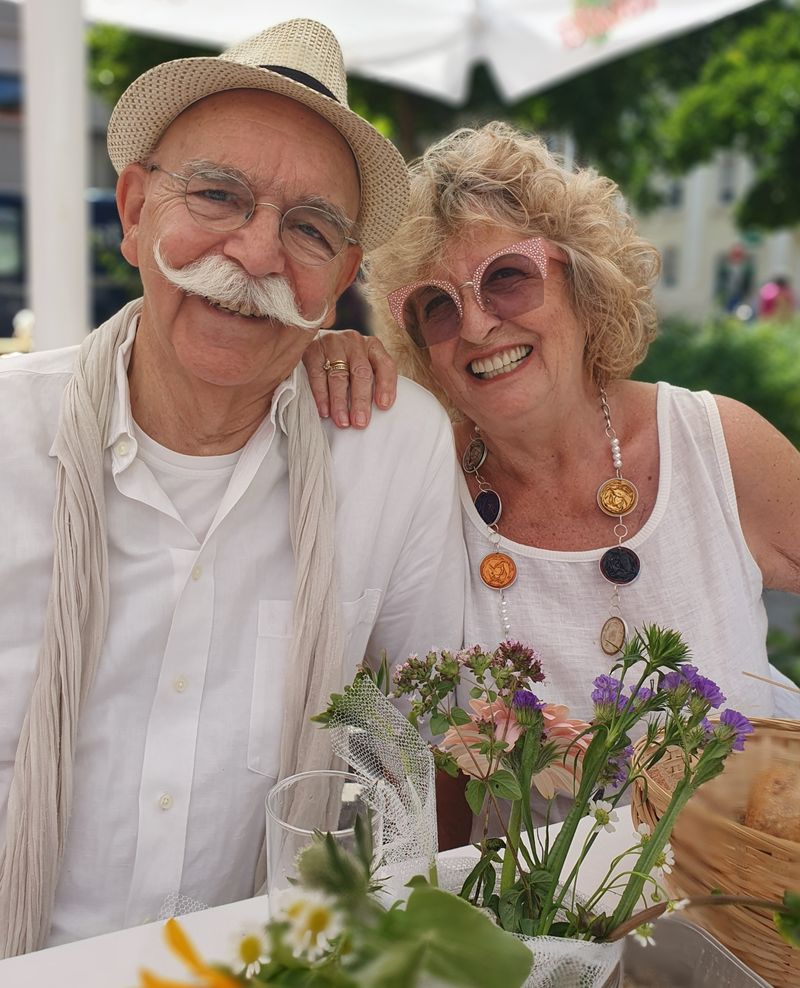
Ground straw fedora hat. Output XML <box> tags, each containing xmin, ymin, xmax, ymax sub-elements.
<box><xmin>107</xmin><ymin>18</ymin><xmax>409</xmax><ymax>252</ymax></box>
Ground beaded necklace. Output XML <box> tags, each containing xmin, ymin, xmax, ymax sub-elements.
<box><xmin>461</xmin><ymin>387</ymin><xmax>640</xmax><ymax>655</ymax></box>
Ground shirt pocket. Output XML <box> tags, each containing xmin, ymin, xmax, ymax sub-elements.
<box><xmin>247</xmin><ymin>590</ymin><xmax>382</xmax><ymax>777</ymax></box>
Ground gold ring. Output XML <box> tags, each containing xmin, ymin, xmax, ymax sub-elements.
<box><xmin>323</xmin><ymin>359</ymin><xmax>350</xmax><ymax>374</ymax></box>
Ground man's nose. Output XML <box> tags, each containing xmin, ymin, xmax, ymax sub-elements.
<box><xmin>221</xmin><ymin>203</ymin><xmax>287</xmax><ymax>279</ymax></box>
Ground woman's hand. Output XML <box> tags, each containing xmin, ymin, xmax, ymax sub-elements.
<box><xmin>304</xmin><ymin>330</ymin><xmax>398</xmax><ymax>428</ymax></box>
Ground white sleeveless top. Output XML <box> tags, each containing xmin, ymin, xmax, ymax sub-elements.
<box><xmin>461</xmin><ymin>382</ymin><xmax>775</xmax><ymax>722</ymax></box>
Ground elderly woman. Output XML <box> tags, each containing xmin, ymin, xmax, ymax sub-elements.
<box><xmin>310</xmin><ymin>121</ymin><xmax>800</xmax><ymax>722</ymax></box>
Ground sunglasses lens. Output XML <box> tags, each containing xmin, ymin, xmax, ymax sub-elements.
<box><xmin>402</xmin><ymin>286</ymin><xmax>461</xmax><ymax>348</ymax></box>
<box><xmin>479</xmin><ymin>252</ymin><xmax>544</xmax><ymax>319</ymax></box>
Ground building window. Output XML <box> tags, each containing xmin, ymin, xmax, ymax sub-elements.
<box><xmin>664</xmin><ymin>181</ymin><xmax>683</xmax><ymax>208</ymax></box>
<box><xmin>718</xmin><ymin>153</ymin><xmax>737</xmax><ymax>204</ymax></box>
<box><xmin>662</xmin><ymin>246</ymin><xmax>679</xmax><ymax>288</ymax></box>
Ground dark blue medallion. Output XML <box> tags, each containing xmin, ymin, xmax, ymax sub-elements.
<box><xmin>599</xmin><ymin>546</ymin><xmax>640</xmax><ymax>586</ymax></box>
<box><xmin>475</xmin><ymin>489</ymin><xmax>502</xmax><ymax>526</ymax></box>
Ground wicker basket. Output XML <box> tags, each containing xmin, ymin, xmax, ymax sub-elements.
<box><xmin>631</xmin><ymin>718</ymin><xmax>800</xmax><ymax>988</ymax></box>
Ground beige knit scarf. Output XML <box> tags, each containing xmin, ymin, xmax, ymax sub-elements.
<box><xmin>0</xmin><ymin>299</ymin><xmax>342</xmax><ymax>957</ymax></box>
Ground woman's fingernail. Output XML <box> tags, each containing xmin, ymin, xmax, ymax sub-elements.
<box><xmin>336</xmin><ymin>412</ymin><xmax>350</xmax><ymax>427</ymax></box>
<box><xmin>354</xmin><ymin>411</ymin><xmax>367</xmax><ymax>427</ymax></box>
<box><xmin>320</xmin><ymin>403</ymin><xmax>329</xmax><ymax>418</ymax></box>
<box><xmin>378</xmin><ymin>392</ymin><xmax>391</xmax><ymax>408</ymax></box>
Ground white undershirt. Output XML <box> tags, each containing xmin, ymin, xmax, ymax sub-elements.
<box><xmin>132</xmin><ymin>424</ymin><xmax>241</xmax><ymax>543</ymax></box>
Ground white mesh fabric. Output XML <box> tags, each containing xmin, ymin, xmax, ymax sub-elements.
<box><xmin>327</xmin><ymin>676</ymin><xmax>437</xmax><ymax>889</ymax></box>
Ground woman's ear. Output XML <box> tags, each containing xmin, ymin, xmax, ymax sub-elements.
<box><xmin>116</xmin><ymin>164</ymin><xmax>148</xmax><ymax>268</ymax></box>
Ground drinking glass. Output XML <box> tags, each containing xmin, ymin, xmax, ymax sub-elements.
<box><xmin>266</xmin><ymin>769</ymin><xmax>377</xmax><ymax>901</ymax></box>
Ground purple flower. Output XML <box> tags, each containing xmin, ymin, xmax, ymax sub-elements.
<box><xmin>602</xmin><ymin>744</ymin><xmax>634</xmax><ymax>789</ymax></box>
<box><xmin>592</xmin><ymin>675</ymin><xmax>628</xmax><ymax>710</ymax></box>
<box><xmin>632</xmin><ymin>686</ymin><xmax>654</xmax><ymax>706</ymax></box>
<box><xmin>699</xmin><ymin>716</ymin><xmax>714</xmax><ymax>740</ymax></box>
<box><xmin>512</xmin><ymin>689</ymin><xmax>545</xmax><ymax>726</ymax></box>
<box><xmin>661</xmin><ymin>665</ymin><xmax>726</xmax><ymax>709</ymax></box>
<box><xmin>660</xmin><ymin>670</ymin><xmax>685</xmax><ymax>692</ymax></box>
<box><xmin>683</xmin><ymin>666</ymin><xmax>726</xmax><ymax>708</ymax></box>
<box><xmin>719</xmin><ymin>709</ymin><xmax>754</xmax><ymax>751</ymax></box>
<box><xmin>513</xmin><ymin>689</ymin><xmax>545</xmax><ymax>711</ymax></box>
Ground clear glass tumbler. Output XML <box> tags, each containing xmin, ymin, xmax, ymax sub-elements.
<box><xmin>265</xmin><ymin>769</ymin><xmax>376</xmax><ymax>901</ymax></box>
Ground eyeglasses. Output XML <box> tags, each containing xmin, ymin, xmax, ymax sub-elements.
<box><xmin>147</xmin><ymin>164</ymin><xmax>358</xmax><ymax>267</ymax></box>
<box><xmin>387</xmin><ymin>238</ymin><xmax>550</xmax><ymax>348</ymax></box>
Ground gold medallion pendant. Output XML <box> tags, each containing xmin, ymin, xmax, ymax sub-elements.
<box><xmin>600</xmin><ymin>615</ymin><xmax>627</xmax><ymax>655</ymax></box>
<box><xmin>479</xmin><ymin>552</ymin><xmax>517</xmax><ymax>590</ymax></box>
<box><xmin>596</xmin><ymin>477</ymin><xmax>638</xmax><ymax>517</ymax></box>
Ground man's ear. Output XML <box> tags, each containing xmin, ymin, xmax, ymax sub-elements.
<box><xmin>116</xmin><ymin>164</ymin><xmax>148</xmax><ymax>268</ymax></box>
<box><xmin>323</xmin><ymin>244</ymin><xmax>363</xmax><ymax>327</ymax></box>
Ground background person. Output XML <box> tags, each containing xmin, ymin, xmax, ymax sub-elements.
<box><xmin>758</xmin><ymin>275</ymin><xmax>796</xmax><ymax>321</ymax></box>
<box><xmin>0</xmin><ymin>20</ymin><xmax>464</xmax><ymax>957</ymax></box>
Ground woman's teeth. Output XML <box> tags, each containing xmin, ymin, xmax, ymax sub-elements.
<box><xmin>469</xmin><ymin>345</ymin><xmax>532</xmax><ymax>380</ymax></box>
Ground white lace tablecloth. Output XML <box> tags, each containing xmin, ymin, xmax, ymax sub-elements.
<box><xmin>0</xmin><ymin>821</ymin><xmax>636</xmax><ymax>987</ymax></box>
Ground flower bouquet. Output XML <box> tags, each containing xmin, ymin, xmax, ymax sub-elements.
<box><xmin>140</xmin><ymin>626</ymin><xmax>800</xmax><ymax>988</ymax></box>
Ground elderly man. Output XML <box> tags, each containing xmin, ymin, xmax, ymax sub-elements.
<box><xmin>0</xmin><ymin>19</ymin><xmax>464</xmax><ymax>956</ymax></box>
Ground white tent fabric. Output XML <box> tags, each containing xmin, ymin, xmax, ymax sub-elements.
<box><xmin>10</xmin><ymin>0</ymin><xmax>768</xmax><ymax>349</ymax></box>
<box><xmin>76</xmin><ymin>0</ymin><xmax>769</xmax><ymax>104</ymax></box>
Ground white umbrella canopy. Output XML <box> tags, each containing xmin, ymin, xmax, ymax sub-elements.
<box><xmin>75</xmin><ymin>0</ymin><xmax>770</xmax><ymax>104</ymax></box>
<box><xmin>9</xmin><ymin>0</ymin><xmax>769</xmax><ymax>349</ymax></box>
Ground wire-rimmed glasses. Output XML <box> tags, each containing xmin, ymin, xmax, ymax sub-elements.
<box><xmin>148</xmin><ymin>164</ymin><xmax>358</xmax><ymax>267</ymax></box>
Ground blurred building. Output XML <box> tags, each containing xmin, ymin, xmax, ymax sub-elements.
<box><xmin>633</xmin><ymin>153</ymin><xmax>800</xmax><ymax>323</ymax></box>
<box><xmin>0</xmin><ymin>0</ymin><xmax>122</xmax><ymax>340</ymax></box>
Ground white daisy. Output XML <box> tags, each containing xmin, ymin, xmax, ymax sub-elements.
<box><xmin>653</xmin><ymin>842</ymin><xmax>675</xmax><ymax>875</ymax></box>
<box><xmin>273</xmin><ymin>887</ymin><xmax>343</xmax><ymax>962</ymax></box>
<box><xmin>630</xmin><ymin>922</ymin><xmax>656</xmax><ymax>948</ymax></box>
<box><xmin>667</xmin><ymin>898</ymin><xmax>690</xmax><ymax>913</ymax></box>
<box><xmin>636</xmin><ymin>822</ymin><xmax>652</xmax><ymax>845</ymax></box>
<box><xmin>588</xmin><ymin>798</ymin><xmax>619</xmax><ymax>833</ymax></box>
<box><xmin>232</xmin><ymin>926</ymin><xmax>268</xmax><ymax>978</ymax></box>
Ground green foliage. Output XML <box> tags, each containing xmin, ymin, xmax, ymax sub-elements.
<box><xmin>87</xmin><ymin>25</ymin><xmax>216</xmax><ymax>105</ymax></box>
<box><xmin>659</xmin><ymin>4</ymin><xmax>800</xmax><ymax>228</ymax></box>
<box><xmin>635</xmin><ymin>316</ymin><xmax>800</xmax><ymax>448</ymax></box>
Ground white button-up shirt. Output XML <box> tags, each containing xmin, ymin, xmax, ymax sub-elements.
<box><xmin>0</xmin><ymin>326</ymin><xmax>465</xmax><ymax>946</ymax></box>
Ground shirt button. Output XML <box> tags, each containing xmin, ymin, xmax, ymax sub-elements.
<box><xmin>158</xmin><ymin>793</ymin><xmax>173</xmax><ymax>811</ymax></box>
<box><xmin>115</xmin><ymin>440</ymin><xmax>129</xmax><ymax>456</ymax></box>
<box><xmin>173</xmin><ymin>676</ymin><xmax>187</xmax><ymax>693</ymax></box>
<box><xmin>191</xmin><ymin>565</ymin><xmax>203</xmax><ymax>581</ymax></box>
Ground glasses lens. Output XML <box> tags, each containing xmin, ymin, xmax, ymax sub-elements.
<box><xmin>184</xmin><ymin>172</ymin><xmax>254</xmax><ymax>230</ymax></box>
<box><xmin>281</xmin><ymin>206</ymin><xmax>347</xmax><ymax>266</ymax></box>
<box><xmin>479</xmin><ymin>252</ymin><xmax>544</xmax><ymax>319</ymax></box>
<box><xmin>401</xmin><ymin>285</ymin><xmax>461</xmax><ymax>348</ymax></box>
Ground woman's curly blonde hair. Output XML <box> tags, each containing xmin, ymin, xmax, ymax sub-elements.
<box><xmin>366</xmin><ymin>122</ymin><xmax>660</xmax><ymax>410</ymax></box>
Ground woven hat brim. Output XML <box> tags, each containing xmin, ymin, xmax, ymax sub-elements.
<box><xmin>107</xmin><ymin>58</ymin><xmax>409</xmax><ymax>252</ymax></box>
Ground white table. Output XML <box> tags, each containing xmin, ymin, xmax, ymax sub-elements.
<box><xmin>0</xmin><ymin>822</ymin><xmax>636</xmax><ymax>987</ymax></box>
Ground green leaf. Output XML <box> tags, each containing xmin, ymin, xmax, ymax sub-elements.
<box><xmin>776</xmin><ymin>891</ymin><xmax>800</xmax><ymax>946</ymax></box>
<box><xmin>470</xmin><ymin>686</ymin><xmax>484</xmax><ymax>699</ymax></box>
<box><xmin>465</xmin><ymin>778</ymin><xmax>487</xmax><ymax>816</ymax></box>
<box><xmin>396</xmin><ymin>885</ymin><xmax>533</xmax><ymax>988</ymax></box>
<box><xmin>429</xmin><ymin>712</ymin><xmax>450</xmax><ymax>737</ymax></box>
<box><xmin>487</xmin><ymin>769</ymin><xmax>523</xmax><ymax>801</ymax></box>
<box><xmin>450</xmin><ymin>706</ymin><xmax>473</xmax><ymax>726</ymax></box>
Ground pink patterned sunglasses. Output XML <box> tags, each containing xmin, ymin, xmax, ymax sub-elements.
<box><xmin>387</xmin><ymin>238</ymin><xmax>550</xmax><ymax>348</ymax></box>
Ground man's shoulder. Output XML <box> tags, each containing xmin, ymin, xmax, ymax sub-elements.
<box><xmin>324</xmin><ymin>376</ymin><xmax>453</xmax><ymax>471</ymax></box>
<box><xmin>383</xmin><ymin>376</ymin><xmax>451</xmax><ymax>432</ymax></box>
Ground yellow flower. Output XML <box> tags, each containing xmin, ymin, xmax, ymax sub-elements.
<box><xmin>138</xmin><ymin>918</ymin><xmax>242</xmax><ymax>988</ymax></box>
